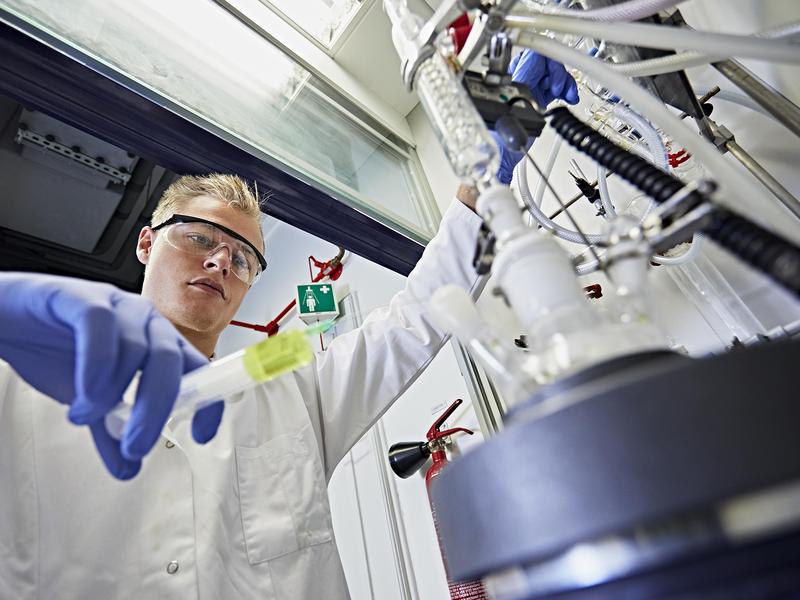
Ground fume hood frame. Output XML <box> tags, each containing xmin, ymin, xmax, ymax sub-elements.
<box><xmin>0</xmin><ymin>16</ymin><xmax>426</xmax><ymax>277</ymax></box>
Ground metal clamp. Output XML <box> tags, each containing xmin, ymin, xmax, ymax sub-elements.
<box><xmin>485</xmin><ymin>31</ymin><xmax>513</xmax><ymax>85</ymax></box>
<box><xmin>705</xmin><ymin>117</ymin><xmax>800</xmax><ymax>221</ymax></box>
<box><xmin>649</xmin><ymin>203</ymin><xmax>716</xmax><ymax>255</ymax></box>
<box><xmin>400</xmin><ymin>45</ymin><xmax>435</xmax><ymax>91</ymax></box>
<box><xmin>643</xmin><ymin>180</ymin><xmax>711</xmax><ymax>229</ymax></box>
<box><xmin>457</xmin><ymin>0</ymin><xmax>520</xmax><ymax>81</ymax></box>
<box><xmin>642</xmin><ymin>180</ymin><xmax>717</xmax><ymax>254</ymax></box>
<box><xmin>703</xmin><ymin>118</ymin><xmax>735</xmax><ymax>152</ymax></box>
<box><xmin>398</xmin><ymin>0</ymin><xmax>482</xmax><ymax>90</ymax></box>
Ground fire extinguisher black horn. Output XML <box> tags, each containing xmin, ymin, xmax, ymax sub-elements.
<box><xmin>387</xmin><ymin>441</ymin><xmax>431</xmax><ymax>479</ymax></box>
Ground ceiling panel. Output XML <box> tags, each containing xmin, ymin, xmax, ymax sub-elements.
<box><xmin>333</xmin><ymin>0</ymin><xmax>432</xmax><ymax>117</ymax></box>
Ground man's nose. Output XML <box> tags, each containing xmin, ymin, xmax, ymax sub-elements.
<box><xmin>203</xmin><ymin>245</ymin><xmax>231</xmax><ymax>276</ymax></box>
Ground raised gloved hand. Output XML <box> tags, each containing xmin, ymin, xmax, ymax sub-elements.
<box><xmin>495</xmin><ymin>50</ymin><xmax>579</xmax><ymax>184</ymax></box>
<box><xmin>510</xmin><ymin>49</ymin><xmax>579</xmax><ymax>110</ymax></box>
<box><xmin>0</xmin><ymin>273</ymin><xmax>224</xmax><ymax>479</ymax></box>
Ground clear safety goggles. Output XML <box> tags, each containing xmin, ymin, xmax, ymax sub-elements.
<box><xmin>152</xmin><ymin>214</ymin><xmax>267</xmax><ymax>286</ymax></box>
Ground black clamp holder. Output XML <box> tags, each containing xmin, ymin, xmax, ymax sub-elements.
<box><xmin>472</xmin><ymin>222</ymin><xmax>496</xmax><ymax>275</ymax></box>
<box><xmin>463</xmin><ymin>72</ymin><xmax>545</xmax><ymax>137</ymax></box>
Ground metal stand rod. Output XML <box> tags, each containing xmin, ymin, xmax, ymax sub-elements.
<box><xmin>549</xmin><ymin>172</ymin><xmax>612</xmax><ymax>220</ymax></box>
<box><xmin>713</xmin><ymin>59</ymin><xmax>800</xmax><ymax>140</ymax></box>
<box><xmin>548</xmin><ymin>188</ymin><xmax>585</xmax><ymax>220</ymax></box>
<box><xmin>724</xmin><ymin>140</ymin><xmax>800</xmax><ymax>220</ymax></box>
<box><xmin>678</xmin><ymin>86</ymin><xmax>721</xmax><ymax>120</ymax></box>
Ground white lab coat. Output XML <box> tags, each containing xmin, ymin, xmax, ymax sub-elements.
<box><xmin>0</xmin><ymin>200</ymin><xmax>482</xmax><ymax>600</ymax></box>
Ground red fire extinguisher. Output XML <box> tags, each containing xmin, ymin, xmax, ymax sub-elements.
<box><xmin>388</xmin><ymin>399</ymin><xmax>488</xmax><ymax>600</ymax></box>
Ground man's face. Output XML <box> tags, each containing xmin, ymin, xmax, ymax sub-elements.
<box><xmin>137</xmin><ymin>194</ymin><xmax>263</xmax><ymax>340</ymax></box>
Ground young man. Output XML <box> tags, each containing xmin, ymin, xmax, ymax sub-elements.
<box><xmin>0</xmin><ymin>172</ymin><xmax>484</xmax><ymax>599</ymax></box>
<box><xmin>0</xmin><ymin>52</ymin><xmax>577</xmax><ymax>599</ymax></box>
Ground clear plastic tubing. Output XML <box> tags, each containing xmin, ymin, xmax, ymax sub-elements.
<box><xmin>613</xmin><ymin>51</ymin><xmax>719</xmax><ymax>77</ymax></box>
<box><xmin>515</xmin><ymin>33</ymin><xmax>800</xmax><ymax>245</ymax></box>
<box><xmin>105</xmin><ymin>327</ymin><xmax>318</xmax><ymax>440</ymax></box>
<box><xmin>651</xmin><ymin>235</ymin><xmax>704</xmax><ymax>266</ymax></box>
<box><xmin>543</xmin><ymin>0</ymin><xmax>688</xmax><ymax>22</ymax></box>
<box><xmin>516</xmin><ymin>158</ymin><xmax>606</xmax><ymax>245</ymax></box>
<box><xmin>611</xmin><ymin>22</ymin><xmax>800</xmax><ymax>77</ymax></box>
<box><xmin>533</xmin><ymin>136</ymin><xmax>563</xmax><ymax>210</ymax></box>
<box><xmin>598</xmin><ymin>103</ymin><xmax>668</xmax><ymax>218</ymax></box>
<box><xmin>614</xmin><ymin>104</ymin><xmax>668</xmax><ymax>170</ymax></box>
<box><xmin>508</xmin><ymin>15</ymin><xmax>800</xmax><ymax>64</ymax></box>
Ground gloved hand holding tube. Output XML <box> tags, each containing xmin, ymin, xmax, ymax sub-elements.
<box><xmin>493</xmin><ymin>50</ymin><xmax>579</xmax><ymax>184</ymax></box>
<box><xmin>104</xmin><ymin>323</ymin><xmax>327</xmax><ymax>442</ymax></box>
<box><xmin>0</xmin><ymin>273</ymin><xmax>222</xmax><ymax>480</ymax></box>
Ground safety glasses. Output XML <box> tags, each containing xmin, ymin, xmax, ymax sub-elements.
<box><xmin>152</xmin><ymin>214</ymin><xmax>267</xmax><ymax>286</ymax></box>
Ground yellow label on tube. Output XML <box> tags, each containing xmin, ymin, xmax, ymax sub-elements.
<box><xmin>242</xmin><ymin>330</ymin><xmax>315</xmax><ymax>383</ymax></box>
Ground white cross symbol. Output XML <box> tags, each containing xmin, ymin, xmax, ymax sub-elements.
<box><xmin>320</xmin><ymin>285</ymin><xmax>330</xmax><ymax>294</ymax></box>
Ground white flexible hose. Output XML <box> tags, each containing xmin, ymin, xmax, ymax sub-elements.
<box><xmin>508</xmin><ymin>15</ymin><xmax>800</xmax><ymax>64</ymax></box>
<box><xmin>589</xmin><ymin>103</ymin><xmax>686</xmax><ymax>272</ymax></box>
<box><xmin>635</xmin><ymin>87</ymin><xmax>703</xmax><ymax>265</ymax></box>
<box><xmin>701</xmin><ymin>89</ymin><xmax>778</xmax><ymax>122</ymax></box>
<box><xmin>614</xmin><ymin>103</ymin><xmax>669</xmax><ymax>169</ymax></box>
<box><xmin>575</xmin><ymin>252</ymin><xmax>604</xmax><ymax>275</ymax></box>
<box><xmin>533</xmin><ymin>136</ymin><xmax>563</xmax><ymax>209</ymax></box>
<box><xmin>597</xmin><ymin>103</ymin><xmax>668</xmax><ymax>218</ymax></box>
<box><xmin>544</xmin><ymin>0</ymin><xmax>687</xmax><ymax>22</ymax></box>
<box><xmin>517</xmin><ymin>159</ymin><xmax>606</xmax><ymax>244</ymax></box>
<box><xmin>610</xmin><ymin>21</ymin><xmax>800</xmax><ymax>76</ymax></box>
<box><xmin>597</xmin><ymin>167</ymin><xmax>616</xmax><ymax>218</ymax></box>
<box><xmin>758</xmin><ymin>20</ymin><xmax>800</xmax><ymax>39</ymax></box>
<box><xmin>651</xmin><ymin>234</ymin><xmax>705</xmax><ymax>265</ymax></box>
<box><xmin>515</xmin><ymin>33</ymin><xmax>800</xmax><ymax>245</ymax></box>
<box><xmin>520</xmin><ymin>104</ymin><xmax>675</xmax><ymax>256</ymax></box>
<box><xmin>612</xmin><ymin>51</ymin><xmax>714</xmax><ymax>77</ymax></box>
<box><xmin>573</xmin><ymin>232</ymin><xmax>705</xmax><ymax>274</ymax></box>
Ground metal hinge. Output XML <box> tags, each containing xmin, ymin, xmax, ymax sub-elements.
<box><xmin>14</xmin><ymin>127</ymin><xmax>132</xmax><ymax>184</ymax></box>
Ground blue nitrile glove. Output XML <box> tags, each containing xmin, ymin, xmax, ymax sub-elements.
<box><xmin>492</xmin><ymin>130</ymin><xmax>530</xmax><ymax>185</ymax></box>
<box><xmin>510</xmin><ymin>49</ymin><xmax>580</xmax><ymax>109</ymax></box>
<box><xmin>494</xmin><ymin>50</ymin><xmax>580</xmax><ymax>184</ymax></box>
<box><xmin>0</xmin><ymin>273</ymin><xmax>224</xmax><ymax>479</ymax></box>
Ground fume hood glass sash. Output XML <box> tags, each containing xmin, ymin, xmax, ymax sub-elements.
<box><xmin>0</xmin><ymin>0</ymin><xmax>439</xmax><ymax>242</ymax></box>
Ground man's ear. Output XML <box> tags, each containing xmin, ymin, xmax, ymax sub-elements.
<box><xmin>136</xmin><ymin>227</ymin><xmax>155</xmax><ymax>265</ymax></box>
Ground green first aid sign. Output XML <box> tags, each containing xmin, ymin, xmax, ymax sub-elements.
<box><xmin>297</xmin><ymin>283</ymin><xmax>338</xmax><ymax>315</ymax></box>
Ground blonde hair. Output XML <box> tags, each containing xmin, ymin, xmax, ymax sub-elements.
<box><xmin>151</xmin><ymin>174</ymin><xmax>265</xmax><ymax>248</ymax></box>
